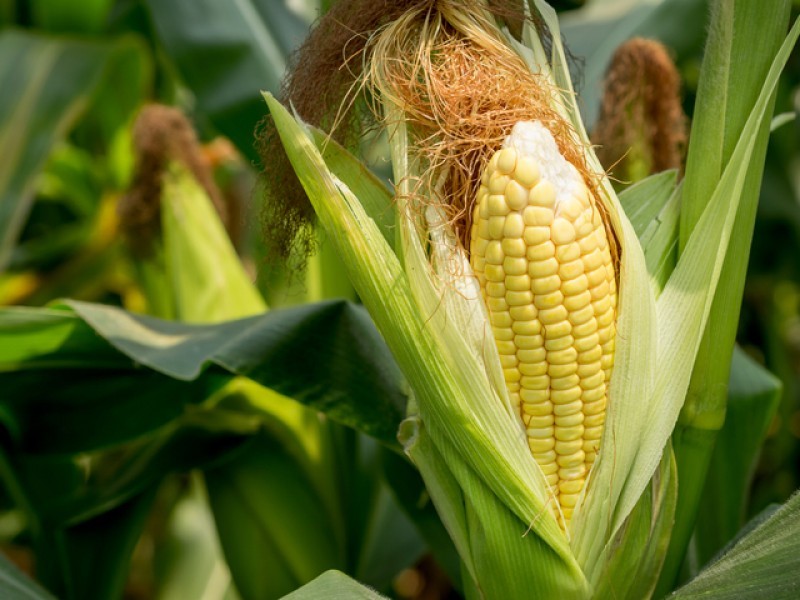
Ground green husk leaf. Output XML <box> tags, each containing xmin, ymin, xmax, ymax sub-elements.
<box><xmin>640</xmin><ymin>184</ymin><xmax>681</xmax><ymax>295</ymax></box>
<box><xmin>265</xmin><ymin>128</ymin><xmax>393</xmax><ymax>307</ymax></box>
<box><xmin>310</xmin><ymin>130</ymin><xmax>395</xmax><ymax>252</ymax></box>
<box><xmin>403</xmin><ymin>410</ymin><xmax>587</xmax><ymax>599</ymax></box>
<box><xmin>618</xmin><ymin>170</ymin><xmax>679</xmax><ymax>239</ymax></box>
<box><xmin>594</xmin><ymin>445</ymin><xmax>677</xmax><ymax>600</ymax></box>
<box><xmin>399</xmin><ymin>414</ymin><xmax>475</xmax><ymax>585</ymax></box>
<box><xmin>617</xmin><ymin>170</ymin><xmax>681</xmax><ymax>293</ymax></box>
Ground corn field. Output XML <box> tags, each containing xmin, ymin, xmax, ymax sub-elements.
<box><xmin>0</xmin><ymin>1</ymin><xmax>799</xmax><ymax>599</ymax></box>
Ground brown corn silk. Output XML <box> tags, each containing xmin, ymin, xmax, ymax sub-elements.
<box><xmin>257</xmin><ymin>0</ymin><xmax>560</xmax><ymax>262</ymax></box>
<box><xmin>593</xmin><ymin>37</ymin><xmax>687</xmax><ymax>183</ymax></box>
<box><xmin>120</xmin><ymin>104</ymin><xmax>227</xmax><ymax>257</ymax></box>
<box><xmin>258</xmin><ymin>0</ymin><xmax>425</xmax><ymax>267</ymax></box>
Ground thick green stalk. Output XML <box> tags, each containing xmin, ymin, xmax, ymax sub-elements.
<box><xmin>657</xmin><ymin>0</ymin><xmax>791</xmax><ymax>594</ymax></box>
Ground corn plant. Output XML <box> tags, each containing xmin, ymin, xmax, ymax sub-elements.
<box><xmin>263</xmin><ymin>0</ymin><xmax>800</xmax><ymax>597</ymax></box>
<box><xmin>0</xmin><ymin>0</ymin><xmax>799</xmax><ymax>598</ymax></box>
<box><xmin>0</xmin><ymin>93</ymin><xmax>423</xmax><ymax>599</ymax></box>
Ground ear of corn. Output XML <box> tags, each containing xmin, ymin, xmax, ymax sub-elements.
<box><xmin>159</xmin><ymin>164</ymin><xmax>267</xmax><ymax>322</ymax></box>
<box><xmin>267</xmin><ymin>93</ymin><xmax>590</xmax><ymax>598</ymax></box>
<box><xmin>470</xmin><ymin>121</ymin><xmax>617</xmax><ymax>526</ymax></box>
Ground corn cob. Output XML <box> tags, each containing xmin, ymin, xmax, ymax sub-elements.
<box><xmin>470</xmin><ymin>121</ymin><xmax>617</xmax><ymax>526</ymax></box>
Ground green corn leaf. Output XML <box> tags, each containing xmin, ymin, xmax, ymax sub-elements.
<box><xmin>233</xmin><ymin>397</ymin><xmax>426</xmax><ymax>595</ymax></box>
<box><xmin>9</xmin><ymin>407</ymin><xmax>258</xmax><ymax>526</ymax></box>
<box><xmin>282</xmin><ymin>570</ymin><xmax>387</xmax><ymax>600</ymax></box>
<box><xmin>0</xmin><ymin>295</ymin><xmax>410</xmax><ymax>598</ymax></box>
<box><xmin>215</xmin><ymin>378</ymin><xmax>350</xmax><ymax>524</ymax></box>
<box><xmin>0</xmin><ymin>294</ymin><xmax>409</xmax><ymax>595</ymax></box>
<box><xmin>770</xmin><ymin>112</ymin><xmax>795</xmax><ymax>132</ymax></box>
<box><xmin>29</xmin><ymin>0</ymin><xmax>114</xmax><ymax>34</ymax></box>
<box><xmin>680</xmin><ymin>2</ymin><xmax>792</xmax><ymax>235</ymax></box>
<box><xmin>206</xmin><ymin>434</ymin><xmax>346</xmax><ymax>600</ymax></box>
<box><xmin>34</xmin><ymin>486</ymin><xmax>158</xmax><ymax>600</ymax></box>
<box><xmin>670</xmin><ymin>491</ymin><xmax>800</xmax><ymax>599</ymax></box>
<box><xmin>0</xmin><ymin>548</ymin><xmax>57</xmax><ymax>600</ymax></box>
<box><xmin>153</xmin><ymin>475</ymin><xmax>239</xmax><ymax>600</ymax></box>
<box><xmin>0</xmin><ymin>300</ymin><xmax>407</xmax><ymax>453</ymax></box>
<box><xmin>143</xmin><ymin>0</ymin><xmax>308</xmax><ymax>162</ymax></box>
<box><xmin>9</xmin><ymin>144</ymin><xmax>106</xmax><ymax>273</ymax></box>
<box><xmin>344</xmin><ymin>442</ymin><xmax>426</xmax><ymax>590</ymax></box>
<box><xmin>0</xmin><ymin>30</ymin><xmax>148</xmax><ymax>272</ymax></box>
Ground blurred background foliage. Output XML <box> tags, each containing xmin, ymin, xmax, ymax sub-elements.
<box><xmin>0</xmin><ymin>0</ymin><xmax>798</xmax><ymax>598</ymax></box>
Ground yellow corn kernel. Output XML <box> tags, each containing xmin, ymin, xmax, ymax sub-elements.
<box><xmin>469</xmin><ymin>122</ymin><xmax>617</xmax><ymax>528</ymax></box>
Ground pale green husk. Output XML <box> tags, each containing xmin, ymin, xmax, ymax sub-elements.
<box><xmin>159</xmin><ymin>163</ymin><xmax>266</xmax><ymax>321</ymax></box>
